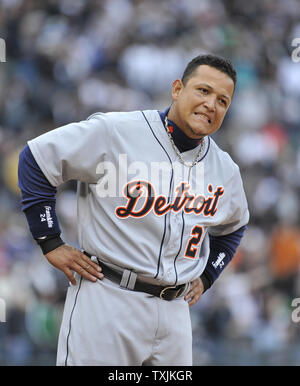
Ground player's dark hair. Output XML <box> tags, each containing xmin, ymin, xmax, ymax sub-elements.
<box><xmin>182</xmin><ymin>54</ymin><xmax>237</xmax><ymax>86</ymax></box>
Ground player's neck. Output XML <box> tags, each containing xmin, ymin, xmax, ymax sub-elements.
<box><xmin>160</xmin><ymin>107</ymin><xmax>201</xmax><ymax>152</ymax></box>
<box><xmin>168</xmin><ymin>105</ymin><xmax>202</xmax><ymax>141</ymax></box>
<box><xmin>167</xmin><ymin>105</ymin><xmax>185</xmax><ymax>133</ymax></box>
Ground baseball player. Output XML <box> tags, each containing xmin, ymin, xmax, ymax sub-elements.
<box><xmin>18</xmin><ymin>54</ymin><xmax>249</xmax><ymax>366</ymax></box>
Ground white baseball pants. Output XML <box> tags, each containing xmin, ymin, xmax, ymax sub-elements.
<box><xmin>56</xmin><ymin>275</ymin><xmax>193</xmax><ymax>366</ymax></box>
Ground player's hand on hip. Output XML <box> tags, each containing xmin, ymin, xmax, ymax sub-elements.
<box><xmin>184</xmin><ymin>277</ymin><xmax>204</xmax><ymax>307</ymax></box>
<box><xmin>45</xmin><ymin>244</ymin><xmax>103</xmax><ymax>285</ymax></box>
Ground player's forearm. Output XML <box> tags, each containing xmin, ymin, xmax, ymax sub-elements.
<box><xmin>200</xmin><ymin>225</ymin><xmax>247</xmax><ymax>292</ymax></box>
<box><xmin>18</xmin><ymin>145</ymin><xmax>64</xmax><ymax>253</ymax></box>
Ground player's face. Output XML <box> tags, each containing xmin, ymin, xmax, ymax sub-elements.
<box><xmin>170</xmin><ymin>65</ymin><xmax>235</xmax><ymax>139</ymax></box>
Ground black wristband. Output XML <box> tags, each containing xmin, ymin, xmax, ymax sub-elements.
<box><xmin>36</xmin><ymin>234</ymin><xmax>65</xmax><ymax>255</ymax></box>
<box><xmin>200</xmin><ymin>271</ymin><xmax>213</xmax><ymax>293</ymax></box>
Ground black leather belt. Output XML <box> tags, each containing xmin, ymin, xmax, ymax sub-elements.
<box><xmin>83</xmin><ymin>251</ymin><xmax>185</xmax><ymax>301</ymax></box>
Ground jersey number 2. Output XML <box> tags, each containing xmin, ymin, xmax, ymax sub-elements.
<box><xmin>184</xmin><ymin>225</ymin><xmax>203</xmax><ymax>259</ymax></box>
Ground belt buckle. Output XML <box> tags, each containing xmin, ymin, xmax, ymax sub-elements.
<box><xmin>159</xmin><ymin>286</ymin><xmax>177</xmax><ymax>300</ymax></box>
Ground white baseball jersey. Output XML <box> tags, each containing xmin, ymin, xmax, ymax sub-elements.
<box><xmin>28</xmin><ymin>109</ymin><xmax>249</xmax><ymax>286</ymax></box>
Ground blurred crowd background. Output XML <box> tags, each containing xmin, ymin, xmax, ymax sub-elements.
<box><xmin>0</xmin><ymin>0</ymin><xmax>300</xmax><ymax>366</ymax></box>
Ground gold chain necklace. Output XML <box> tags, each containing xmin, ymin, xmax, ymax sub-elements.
<box><xmin>164</xmin><ymin>116</ymin><xmax>205</xmax><ymax>168</ymax></box>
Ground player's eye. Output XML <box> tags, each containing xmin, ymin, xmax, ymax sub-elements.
<box><xmin>197</xmin><ymin>87</ymin><xmax>208</xmax><ymax>95</ymax></box>
<box><xmin>219</xmin><ymin>98</ymin><xmax>227</xmax><ymax>107</ymax></box>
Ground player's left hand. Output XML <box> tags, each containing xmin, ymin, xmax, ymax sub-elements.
<box><xmin>184</xmin><ymin>277</ymin><xmax>204</xmax><ymax>306</ymax></box>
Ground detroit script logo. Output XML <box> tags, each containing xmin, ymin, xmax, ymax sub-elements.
<box><xmin>115</xmin><ymin>181</ymin><xmax>224</xmax><ymax>219</ymax></box>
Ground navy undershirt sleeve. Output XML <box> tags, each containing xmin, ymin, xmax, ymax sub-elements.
<box><xmin>201</xmin><ymin>225</ymin><xmax>247</xmax><ymax>291</ymax></box>
<box><xmin>18</xmin><ymin>144</ymin><xmax>61</xmax><ymax>238</ymax></box>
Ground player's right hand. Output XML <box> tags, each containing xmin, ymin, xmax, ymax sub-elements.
<box><xmin>45</xmin><ymin>244</ymin><xmax>104</xmax><ymax>285</ymax></box>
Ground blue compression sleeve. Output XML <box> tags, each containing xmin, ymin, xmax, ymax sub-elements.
<box><xmin>18</xmin><ymin>145</ymin><xmax>61</xmax><ymax>239</ymax></box>
<box><xmin>200</xmin><ymin>225</ymin><xmax>247</xmax><ymax>291</ymax></box>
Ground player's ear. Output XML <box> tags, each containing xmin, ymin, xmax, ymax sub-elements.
<box><xmin>172</xmin><ymin>79</ymin><xmax>184</xmax><ymax>101</ymax></box>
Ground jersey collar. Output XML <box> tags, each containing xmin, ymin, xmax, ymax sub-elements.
<box><xmin>158</xmin><ymin>107</ymin><xmax>203</xmax><ymax>153</ymax></box>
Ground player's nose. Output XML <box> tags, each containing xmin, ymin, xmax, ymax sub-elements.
<box><xmin>203</xmin><ymin>95</ymin><xmax>216</xmax><ymax>112</ymax></box>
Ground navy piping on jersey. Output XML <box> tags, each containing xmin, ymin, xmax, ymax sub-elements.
<box><xmin>172</xmin><ymin>166</ymin><xmax>191</xmax><ymax>286</ymax></box>
<box><xmin>172</xmin><ymin>211</ymin><xmax>185</xmax><ymax>286</ymax></box>
<box><xmin>155</xmin><ymin>175</ymin><xmax>174</xmax><ymax>279</ymax></box>
<box><xmin>141</xmin><ymin>111</ymin><xmax>174</xmax><ymax>279</ymax></box>
<box><xmin>199</xmin><ymin>136</ymin><xmax>210</xmax><ymax>162</ymax></box>
<box><xmin>65</xmin><ymin>276</ymin><xmax>83</xmax><ymax>366</ymax></box>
